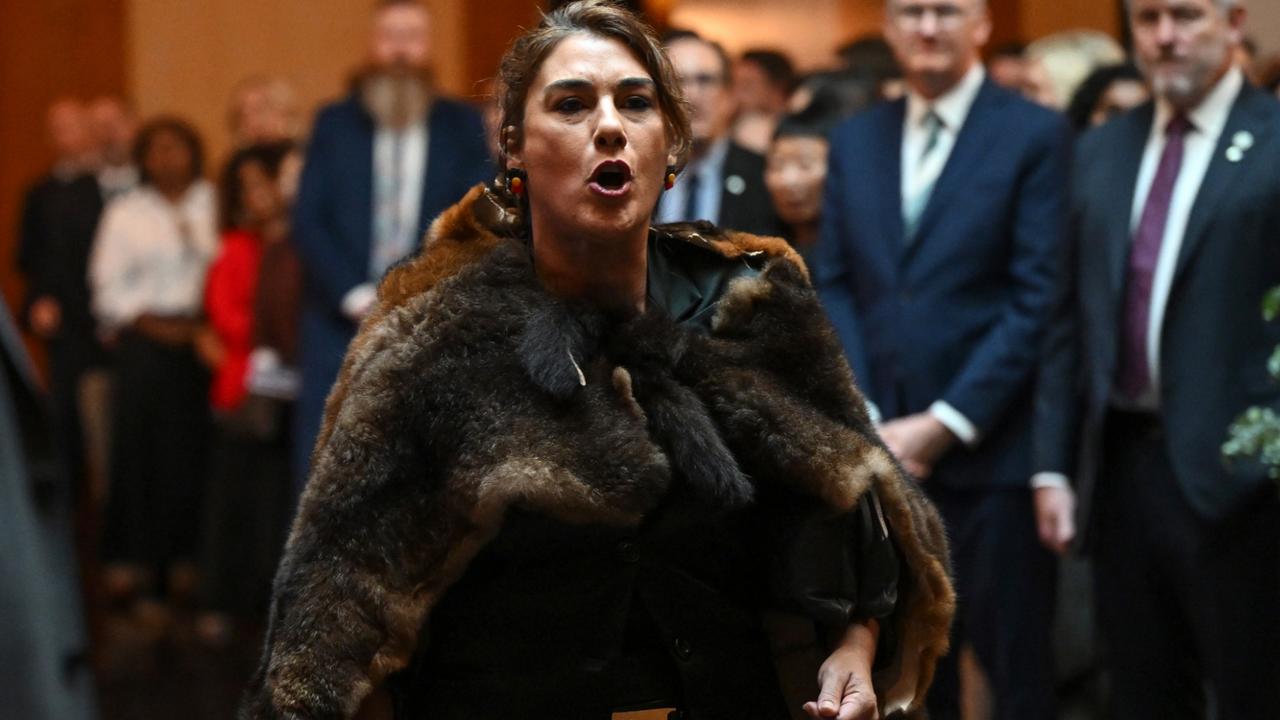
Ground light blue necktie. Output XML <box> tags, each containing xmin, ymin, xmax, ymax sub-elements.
<box><xmin>904</xmin><ymin>110</ymin><xmax>944</xmax><ymax>242</ymax></box>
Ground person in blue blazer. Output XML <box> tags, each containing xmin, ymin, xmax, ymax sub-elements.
<box><xmin>815</xmin><ymin>1</ymin><xmax>1070</xmax><ymax>717</ymax></box>
<box><xmin>1034</xmin><ymin>1</ymin><xmax>1280</xmax><ymax>717</ymax></box>
<box><xmin>291</xmin><ymin>0</ymin><xmax>491</xmax><ymax>488</ymax></box>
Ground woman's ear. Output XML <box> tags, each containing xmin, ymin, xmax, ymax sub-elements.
<box><xmin>502</xmin><ymin>124</ymin><xmax>524</xmax><ymax>168</ymax></box>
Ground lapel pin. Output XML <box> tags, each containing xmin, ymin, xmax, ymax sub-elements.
<box><xmin>1232</xmin><ymin>130</ymin><xmax>1254</xmax><ymax>150</ymax></box>
<box><xmin>1225</xmin><ymin>145</ymin><xmax>1244</xmax><ymax>163</ymax></box>
<box><xmin>725</xmin><ymin>174</ymin><xmax>746</xmax><ymax>196</ymax></box>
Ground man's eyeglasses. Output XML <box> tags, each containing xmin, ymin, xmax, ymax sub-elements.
<box><xmin>679</xmin><ymin>73</ymin><xmax>725</xmax><ymax>89</ymax></box>
<box><xmin>892</xmin><ymin>2</ymin><xmax>968</xmax><ymax>29</ymax></box>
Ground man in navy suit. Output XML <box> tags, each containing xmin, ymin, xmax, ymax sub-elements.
<box><xmin>815</xmin><ymin>1</ymin><xmax>1070</xmax><ymax>717</ymax></box>
<box><xmin>292</xmin><ymin>0</ymin><xmax>491</xmax><ymax>486</ymax></box>
<box><xmin>1034</xmin><ymin>1</ymin><xmax>1280</xmax><ymax>717</ymax></box>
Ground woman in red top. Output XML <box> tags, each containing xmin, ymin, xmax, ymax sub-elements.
<box><xmin>198</xmin><ymin>141</ymin><xmax>299</xmax><ymax>643</ymax></box>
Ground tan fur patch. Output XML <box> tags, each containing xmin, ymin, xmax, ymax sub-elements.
<box><xmin>611</xmin><ymin>366</ymin><xmax>646</xmax><ymax>422</ymax></box>
<box><xmin>711</xmin><ymin>274</ymin><xmax>775</xmax><ymax>332</ymax></box>
<box><xmin>475</xmin><ymin>457</ymin><xmax>647</xmax><ymax>527</ymax></box>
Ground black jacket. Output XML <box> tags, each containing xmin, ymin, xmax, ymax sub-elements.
<box><xmin>1035</xmin><ymin>83</ymin><xmax>1280</xmax><ymax>533</ymax></box>
<box><xmin>17</xmin><ymin>173</ymin><xmax>106</xmax><ymax>372</ymax></box>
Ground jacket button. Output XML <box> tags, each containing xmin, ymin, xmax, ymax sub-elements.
<box><xmin>673</xmin><ymin>637</ymin><xmax>692</xmax><ymax>660</ymax></box>
<box><xmin>617</xmin><ymin>541</ymin><xmax>639</xmax><ymax>564</ymax></box>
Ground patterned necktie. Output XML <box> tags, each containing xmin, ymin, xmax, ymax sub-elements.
<box><xmin>1117</xmin><ymin>113</ymin><xmax>1192</xmax><ymax>401</ymax></box>
<box><xmin>682</xmin><ymin>171</ymin><xmax>702</xmax><ymax>222</ymax></box>
<box><xmin>904</xmin><ymin>110</ymin><xmax>944</xmax><ymax>241</ymax></box>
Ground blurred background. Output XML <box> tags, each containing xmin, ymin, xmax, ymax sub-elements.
<box><xmin>4</xmin><ymin>0</ymin><xmax>1280</xmax><ymax>323</ymax></box>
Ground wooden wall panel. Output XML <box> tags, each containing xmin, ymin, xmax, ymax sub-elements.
<box><xmin>0</xmin><ymin>0</ymin><xmax>126</xmax><ymax>352</ymax></box>
<box><xmin>462</xmin><ymin>0</ymin><xmax>545</xmax><ymax>99</ymax></box>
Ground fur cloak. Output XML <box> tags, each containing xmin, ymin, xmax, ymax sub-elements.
<box><xmin>242</xmin><ymin>184</ymin><xmax>955</xmax><ymax>719</ymax></box>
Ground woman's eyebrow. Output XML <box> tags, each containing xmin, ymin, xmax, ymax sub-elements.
<box><xmin>544</xmin><ymin>78</ymin><xmax>593</xmax><ymax>97</ymax></box>
<box><xmin>617</xmin><ymin>77</ymin><xmax>655</xmax><ymax>90</ymax></box>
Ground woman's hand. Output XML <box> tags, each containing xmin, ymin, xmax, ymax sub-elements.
<box><xmin>803</xmin><ymin>620</ymin><xmax>880</xmax><ymax>720</ymax></box>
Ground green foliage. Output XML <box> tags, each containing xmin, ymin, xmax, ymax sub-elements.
<box><xmin>1224</xmin><ymin>285</ymin><xmax>1280</xmax><ymax>481</ymax></box>
<box><xmin>1264</xmin><ymin>286</ymin><xmax>1280</xmax><ymax>323</ymax></box>
<box><xmin>1224</xmin><ymin>407</ymin><xmax>1280</xmax><ymax>479</ymax></box>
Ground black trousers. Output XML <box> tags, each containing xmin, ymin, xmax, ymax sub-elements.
<box><xmin>925</xmin><ymin>485</ymin><xmax>1057</xmax><ymax>720</ymax></box>
<box><xmin>1094</xmin><ymin>410</ymin><xmax>1280</xmax><ymax>720</ymax></box>
<box><xmin>201</xmin><ymin>417</ymin><xmax>292</xmax><ymax>618</ymax></box>
<box><xmin>101</xmin><ymin>333</ymin><xmax>210</xmax><ymax>584</ymax></box>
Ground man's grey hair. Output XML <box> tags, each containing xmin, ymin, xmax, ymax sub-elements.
<box><xmin>1123</xmin><ymin>0</ymin><xmax>1242</xmax><ymax>12</ymax></box>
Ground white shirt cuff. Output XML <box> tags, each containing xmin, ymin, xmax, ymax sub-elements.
<box><xmin>1031</xmin><ymin>472</ymin><xmax>1071</xmax><ymax>490</ymax></box>
<box><xmin>340</xmin><ymin>283</ymin><xmax>377</xmax><ymax>321</ymax></box>
<box><xmin>929</xmin><ymin>401</ymin><xmax>979</xmax><ymax>447</ymax></box>
<box><xmin>865</xmin><ymin>401</ymin><xmax>883</xmax><ymax>426</ymax></box>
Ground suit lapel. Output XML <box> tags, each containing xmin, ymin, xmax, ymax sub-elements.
<box><xmin>874</xmin><ymin>100</ymin><xmax>906</xmax><ymax>260</ymax></box>
<box><xmin>905</xmin><ymin>80</ymin><xmax>1000</xmax><ymax>262</ymax></box>
<box><xmin>1105</xmin><ymin>105</ymin><xmax>1154</xmax><ymax>298</ymax></box>
<box><xmin>419</xmin><ymin>101</ymin><xmax>446</xmax><ymax>232</ymax></box>
<box><xmin>1171</xmin><ymin>84</ymin><xmax>1265</xmax><ymax>287</ymax></box>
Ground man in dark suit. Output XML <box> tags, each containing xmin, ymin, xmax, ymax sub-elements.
<box><xmin>655</xmin><ymin>30</ymin><xmax>781</xmax><ymax>236</ymax></box>
<box><xmin>0</xmin><ymin>299</ymin><xmax>96</xmax><ymax>720</ymax></box>
<box><xmin>816</xmin><ymin>1</ymin><xmax>1070</xmax><ymax>717</ymax></box>
<box><xmin>16</xmin><ymin>99</ymin><xmax>108</xmax><ymax>495</ymax></box>
<box><xmin>1033</xmin><ymin>1</ymin><xmax>1280</xmax><ymax>717</ymax></box>
<box><xmin>292</xmin><ymin>0</ymin><xmax>491</xmax><ymax>485</ymax></box>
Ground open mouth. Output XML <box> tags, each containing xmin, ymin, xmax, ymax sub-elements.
<box><xmin>589</xmin><ymin>160</ymin><xmax>633</xmax><ymax>196</ymax></box>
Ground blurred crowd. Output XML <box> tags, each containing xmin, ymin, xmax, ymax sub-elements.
<box><xmin>4</xmin><ymin>0</ymin><xmax>1279</xmax><ymax>719</ymax></box>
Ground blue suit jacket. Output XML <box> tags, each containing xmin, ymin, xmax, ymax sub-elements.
<box><xmin>292</xmin><ymin>94</ymin><xmax>492</xmax><ymax>480</ymax></box>
<box><xmin>816</xmin><ymin>79</ymin><xmax>1071</xmax><ymax>488</ymax></box>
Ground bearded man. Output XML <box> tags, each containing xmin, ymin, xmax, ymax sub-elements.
<box><xmin>292</xmin><ymin>0</ymin><xmax>492</xmax><ymax>487</ymax></box>
<box><xmin>1033</xmin><ymin>1</ymin><xmax>1280</xmax><ymax>717</ymax></box>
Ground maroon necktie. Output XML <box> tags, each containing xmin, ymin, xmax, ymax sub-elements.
<box><xmin>1117</xmin><ymin>114</ymin><xmax>1192</xmax><ymax>401</ymax></box>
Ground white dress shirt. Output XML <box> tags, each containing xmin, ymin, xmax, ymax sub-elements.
<box><xmin>655</xmin><ymin>137</ymin><xmax>730</xmax><ymax>225</ymax></box>
<box><xmin>1031</xmin><ymin>67</ymin><xmax>1244</xmax><ymax>492</ymax></box>
<box><xmin>342</xmin><ymin>121</ymin><xmax>429</xmax><ymax>320</ymax></box>
<box><xmin>897</xmin><ymin>63</ymin><xmax>986</xmax><ymax>447</ymax></box>
<box><xmin>89</xmin><ymin>181</ymin><xmax>217</xmax><ymax>332</ymax></box>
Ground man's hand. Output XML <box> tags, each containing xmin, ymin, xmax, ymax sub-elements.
<box><xmin>1034</xmin><ymin>485</ymin><xmax>1076</xmax><ymax>555</ymax></box>
<box><xmin>879</xmin><ymin>412</ymin><xmax>957</xmax><ymax>479</ymax></box>
<box><xmin>193</xmin><ymin>325</ymin><xmax>227</xmax><ymax>370</ymax></box>
<box><xmin>804</xmin><ymin>621</ymin><xmax>880</xmax><ymax>720</ymax></box>
<box><xmin>29</xmin><ymin>296</ymin><xmax>61</xmax><ymax>337</ymax></box>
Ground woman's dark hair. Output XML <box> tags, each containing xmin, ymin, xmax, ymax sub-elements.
<box><xmin>836</xmin><ymin>34</ymin><xmax>901</xmax><ymax>83</ymax></box>
<box><xmin>132</xmin><ymin>115</ymin><xmax>205</xmax><ymax>186</ymax></box>
<box><xmin>781</xmin><ymin>70</ymin><xmax>878</xmax><ymax>141</ymax></box>
<box><xmin>740</xmin><ymin>49</ymin><xmax>798</xmax><ymax>96</ymax></box>
<box><xmin>496</xmin><ymin>0</ymin><xmax>692</xmax><ymax>170</ymax></box>
<box><xmin>1065</xmin><ymin>63</ymin><xmax>1145</xmax><ymax>132</ymax></box>
<box><xmin>773</xmin><ymin>74</ymin><xmax>865</xmax><ymax>143</ymax></box>
<box><xmin>218</xmin><ymin>140</ymin><xmax>296</xmax><ymax>232</ymax></box>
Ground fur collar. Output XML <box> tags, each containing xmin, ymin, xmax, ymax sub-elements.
<box><xmin>244</xmin><ymin>184</ymin><xmax>953</xmax><ymax>719</ymax></box>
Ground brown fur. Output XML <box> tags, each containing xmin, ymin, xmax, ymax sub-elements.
<box><xmin>241</xmin><ymin>183</ymin><xmax>954</xmax><ymax>719</ymax></box>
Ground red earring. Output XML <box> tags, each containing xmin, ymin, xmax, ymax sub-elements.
<box><xmin>506</xmin><ymin>168</ymin><xmax>526</xmax><ymax>195</ymax></box>
<box><xmin>664</xmin><ymin>168</ymin><xmax>676</xmax><ymax>190</ymax></box>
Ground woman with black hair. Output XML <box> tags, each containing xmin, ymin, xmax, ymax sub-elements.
<box><xmin>1065</xmin><ymin>63</ymin><xmax>1150</xmax><ymax>132</ymax></box>
<box><xmin>196</xmin><ymin>140</ymin><xmax>300</xmax><ymax>644</ymax></box>
<box><xmin>89</xmin><ymin>116</ymin><xmax>217</xmax><ymax>607</ymax></box>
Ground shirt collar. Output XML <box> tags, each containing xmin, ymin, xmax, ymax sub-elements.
<box><xmin>907</xmin><ymin>63</ymin><xmax>986</xmax><ymax>132</ymax></box>
<box><xmin>1154</xmin><ymin>65</ymin><xmax>1242</xmax><ymax>140</ymax></box>
<box><xmin>689</xmin><ymin>136</ymin><xmax>731</xmax><ymax>179</ymax></box>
